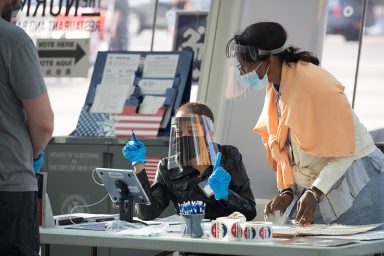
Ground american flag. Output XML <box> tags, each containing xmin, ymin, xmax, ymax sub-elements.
<box><xmin>146</xmin><ymin>157</ymin><xmax>161</xmax><ymax>184</ymax></box>
<box><xmin>112</xmin><ymin>106</ymin><xmax>165</xmax><ymax>137</ymax></box>
<box><xmin>73</xmin><ymin>106</ymin><xmax>164</xmax><ymax>137</ymax></box>
<box><xmin>72</xmin><ymin>107</ymin><xmax>113</xmax><ymax>136</ymax></box>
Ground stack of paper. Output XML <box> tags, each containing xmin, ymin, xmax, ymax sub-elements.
<box><xmin>272</xmin><ymin>223</ymin><xmax>383</xmax><ymax>238</ymax></box>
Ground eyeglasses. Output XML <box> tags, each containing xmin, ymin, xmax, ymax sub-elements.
<box><xmin>236</xmin><ymin>63</ymin><xmax>246</xmax><ymax>75</ymax></box>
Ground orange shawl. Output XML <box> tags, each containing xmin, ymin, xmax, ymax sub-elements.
<box><xmin>254</xmin><ymin>61</ymin><xmax>355</xmax><ymax>189</ymax></box>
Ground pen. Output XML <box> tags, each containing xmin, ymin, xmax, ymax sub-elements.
<box><xmin>131</xmin><ymin>130</ymin><xmax>137</xmax><ymax>142</ymax></box>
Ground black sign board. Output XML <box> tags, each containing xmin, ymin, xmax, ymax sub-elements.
<box><xmin>173</xmin><ymin>11</ymin><xmax>208</xmax><ymax>83</ymax></box>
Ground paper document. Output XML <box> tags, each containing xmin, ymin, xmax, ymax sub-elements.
<box><xmin>144</xmin><ymin>214</ymin><xmax>183</xmax><ymax>225</ymax></box>
<box><xmin>102</xmin><ymin>54</ymin><xmax>140</xmax><ymax>85</ymax></box>
<box><xmin>90</xmin><ymin>84</ymin><xmax>132</xmax><ymax>113</ymax></box>
<box><xmin>160</xmin><ymin>102</ymin><xmax>173</xmax><ymax>129</ymax></box>
<box><xmin>276</xmin><ymin>236</ymin><xmax>357</xmax><ymax>247</ymax></box>
<box><xmin>318</xmin><ymin>230</ymin><xmax>384</xmax><ymax>241</ymax></box>
<box><xmin>143</xmin><ymin>54</ymin><xmax>179</xmax><ymax>78</ymax></box>
<box><xmin>139</xmin><ymin>96</ymin><xmax>166</xmax><ymax>114</ymax></box>
<box><xmin>116</xmin><ymin>224</ymin><xmax>167</xmax><ymax>237</ymax></box>
<box><xmin>273</xmin><ymin>223</ymin><xmax>383</xmax><ymax>238</ymax></box>
<box><xmin>138</xmin><ymin>79</ymin><xmax>174</xmax><ymax>95</ymax></box>
<box><xmin>100</xmin><ymin>53</ymin><xmax>138</xmax><ymax>101</ymax></box>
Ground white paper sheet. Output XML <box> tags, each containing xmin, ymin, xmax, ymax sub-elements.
<box><xmin>273</xmin><ymin>223</ymin><xmax>383</xmax><ymax>237</ymax></box>
<box><xmin>317</xmin><ymin>230</ymin><xmax>384</xmax><ymax>241</ymax></box>
<box><xmin>142</xmin><ymin>55</ymin><xmax>179</xmax><ymax>78</ymax></box>
<box><xmin>90</xmin><ymin>84</ymin><xmax>130</xmax><ymax>113</ymax></box>
<box><xmin>102</xmin><ymin>54</ymin><xmax>140</xmax><ymax>84</ymax></box>
<box><xmin>139</xmin><ymin>96</ymin><xmax>166</xmax><ymax>114</ymax></box>
<box><xmin>138</xmin><ymin>79</ymin><xmax>174</xmax><ymax>95</ymax></box>
<box><xmin>101</xmin><ymin>54</ymin><xmax>138</xmax><ymax>98</ymax></box>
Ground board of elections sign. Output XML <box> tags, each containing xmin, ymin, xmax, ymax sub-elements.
<box><xmin>173</xmin><ymin>11</ymin><xmax>208</xmax><ymax>83</ymax></box>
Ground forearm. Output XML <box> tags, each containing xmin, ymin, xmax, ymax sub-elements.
<box><xmin>29</xmin><ymin>125</ymin><xmax>53</xmax><ymax>158</ymax></box>
<box><xmin>312</xmin><ymin>150</ymin><xmax>356</xmax><ymax>195</ymax></box>
<box><xmin>223</xmin><ymin>188</ymin><xmax>256</xmax><ymax>221</ymax></box>
<box><xmin>134</xmin><ymin>163</ymin><xmax>145</xmax><ymax>173</ymax></box>
<box><xmin>135</xmin><ymin>170</ymin><xmax>168</xmax><ymax>220</ymax></box>
<box><xmin>312</xmin><ymin>110</ymin><xmax>376</xmax><ymax>195</ymax></box>
<box><xmin>222</xmin><ymin>155</ymin><xmax>256</xmax><ymax>220</ymax></box>
<box><xmin>23</xmin><ymin>93</ymin><xmax>54</xmax><ymax>158</ymax></box>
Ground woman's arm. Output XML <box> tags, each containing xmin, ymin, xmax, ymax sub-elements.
<box><xmin>219</xmin><ymin>146</ymin><xmax>257</xmax><ymax>221</ymax></box>
<box><xmin>135</xmin><ymin>162</ymin><xmax>170</xmax><ymax>221</ymax></box>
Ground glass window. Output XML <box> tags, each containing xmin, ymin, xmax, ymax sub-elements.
<box><xmin>322</xmin><ymin>0</ymin><xmax>384</xmax><ymax>134</ymax></box>
<box><xmin>15</xmin><ymin>0</ymin><xmax>210</xmax><ymax>136</ymax></box>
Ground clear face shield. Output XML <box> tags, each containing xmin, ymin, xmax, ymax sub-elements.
<box><xmin>225</xmin><ymin>44</ymin><xmax>261</xmax><ymax>98</ymax></box>
<box><xmin>167</xmin><ymin>115</ymin><xmax>218</xmax><ymax>170</ymax></box>
<box><xmin>225</xmin><ymin>43</ymin><xmax>287</xmax><ymax>98</ymax></box>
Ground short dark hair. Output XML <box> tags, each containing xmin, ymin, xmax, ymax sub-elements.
<box><xmin>176</xmin><ymin>102</ymin><xmax>214</xmax><ymax>123</ymax></box>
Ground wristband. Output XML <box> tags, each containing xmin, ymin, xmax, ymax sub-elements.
<box><xmin>279</xmin><ymin>188</ymin><xmax>293</xmax><ymax>198</ymax></box>
<box><xmin>309</xmin><ymin>185</ymin><xmax>325</xmax><ymax>201</ymax></box>
<box><xmin>305</xmin><ymin>189</ymin><xmax>320</xmax><ymax>203</ymax></box>
<box><xmin>280</xmin><ymin>190</ymin><xmax>293</xmax><ymax>198</ymax></box>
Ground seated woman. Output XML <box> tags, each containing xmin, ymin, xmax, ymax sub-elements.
<box><xmin>122</xmin><ymin>102</ymin><xmax>256</xmax><ymax>221</ymax></box>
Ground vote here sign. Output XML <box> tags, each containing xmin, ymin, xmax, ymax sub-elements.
<box><xmin>37</xmin><ymin>38</ymin><xmax>89</xmax><ymax>78</ymax></box>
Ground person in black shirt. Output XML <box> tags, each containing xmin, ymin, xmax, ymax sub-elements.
<box><xmin>122</xmin><ymin>102</ymin><xmax>256</xmax><ymax>221</ymax></box>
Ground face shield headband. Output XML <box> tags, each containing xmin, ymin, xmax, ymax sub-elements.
<box><xmin>225</xmin><ymin>43</ymin><xmax>287</xmax><ymax>98</ymax></box>
<box><xmin>167</xmin><ymin>115</ymin><xmax>218</xmax><ymax>170</ymax></box>
<box><xmin>227</xmin><ymin>43</ymin><xmax>288</xmax><ymax>60</ymax></box>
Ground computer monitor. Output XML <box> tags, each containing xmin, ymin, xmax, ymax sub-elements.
<box><xmin>95</xmin><ymin>168</ymin><xmax>150</xmax><ymax>222</ymax></box>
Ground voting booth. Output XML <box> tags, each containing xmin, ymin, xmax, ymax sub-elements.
<box><xmin>44</xmin><ymin>50</ymin><xmax>193</xmax><ymax>256</ymax></box>
<box><xmin>72</xmin><ymin>50</ymin><xmax>193</xmax><ymax>137</ymax></box>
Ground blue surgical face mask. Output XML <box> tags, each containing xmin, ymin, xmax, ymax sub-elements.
<box><xmin>241</xmin><ymin>62</ymin><xmax>270</xmax><ymax>90</ymax></box>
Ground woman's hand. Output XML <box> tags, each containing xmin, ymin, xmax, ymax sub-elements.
<box><xmin>294</xmin><ymin>190</ymin><xmax>318</xmax><ymax>226</ymax></box>
<box><xmin>122</xmin><ymin>135</ymin><xmax>147</xmax><ymax>165</ymax></box>
<box><xmin>264</xmin><ymin>194</ymin><xmax>293</xmax><ymax>221</ymax></box>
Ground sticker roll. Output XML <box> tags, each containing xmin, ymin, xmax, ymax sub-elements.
<box><xmin>210</xmin><ymin>218</ymin><xmax>244</xmax><ymax>241</ymax></box>
<box><xmin>241</xmin><ymin>221</ymin><xmax>273</xmax><ymax>241</ymax></box>
<box><xmin>210</xmin><ymin>220</ymin><xmax>228</xmax><ymax>240</ymax></box>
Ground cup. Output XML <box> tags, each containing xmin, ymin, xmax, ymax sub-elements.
<box><xmin>181</xmin><ymin>214</ymin><xmax>205</xmax><ymax>238</ymax></box>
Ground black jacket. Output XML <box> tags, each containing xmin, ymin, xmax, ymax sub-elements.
<box><xmin>135</xmin><ymin>144</ymin><xmax>257</xmax><ymax>221</ymax></box>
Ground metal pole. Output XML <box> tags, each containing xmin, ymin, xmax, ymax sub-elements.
<box><xmin>150</xmin><ymin>0</ymin><xmax>159</xmax><ymax>51</ymax></box>
<box><xmin>351</xmin><ymin>0</ymin><xmax>368</xmax><ymax>109</ymax></box>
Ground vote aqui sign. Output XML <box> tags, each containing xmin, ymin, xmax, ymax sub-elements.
<box><xmin>37</xmin><ymin>38</ymin><xmax>89</xmax><ymax>77</ymax></box>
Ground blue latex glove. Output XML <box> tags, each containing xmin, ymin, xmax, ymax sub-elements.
<box><xmin>208</xmin><ymin>152</ymin><xmax>231</xmax><ymax>200</ymax></box>
<box><xmin>33</xmin><ymin>152</ymin><xmax>45</xmax><ymax>172</ymax></box>
<box><xmin>122</xmin><ymin>134</ymin><xmax>147</xmax><ymax>165</ymax></box>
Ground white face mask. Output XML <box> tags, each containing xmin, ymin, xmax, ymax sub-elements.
<box><xmin>241</xmin><ymin>62</ymin><xmax>270</xmax><ymax>90</ymax></box>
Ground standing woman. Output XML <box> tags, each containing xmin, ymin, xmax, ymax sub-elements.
<box><xmin>226</xmin><ymin>22</ymin><xmax>384</xmax><ymax>227</ymax></box>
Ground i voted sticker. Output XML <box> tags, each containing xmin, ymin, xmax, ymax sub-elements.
<box><xmin>210</xmin><ymin>221</ymin><xmax>228</xmax><ymax>239</ymax></box>
<box><xmin>243</xmin><ymin>226</ymin><xmax>256</xmax><ymax>240</ymax></box>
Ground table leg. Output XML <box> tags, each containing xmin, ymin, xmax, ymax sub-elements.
<box><xmin>91</xmin><ymin>246</ymin><xmax>97</xmax><ymax>256</ymax></box>
<box><xmin>41</xmin><ymin>244</ymin><xmax>50</xmax><ymax>256</ymax></box>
